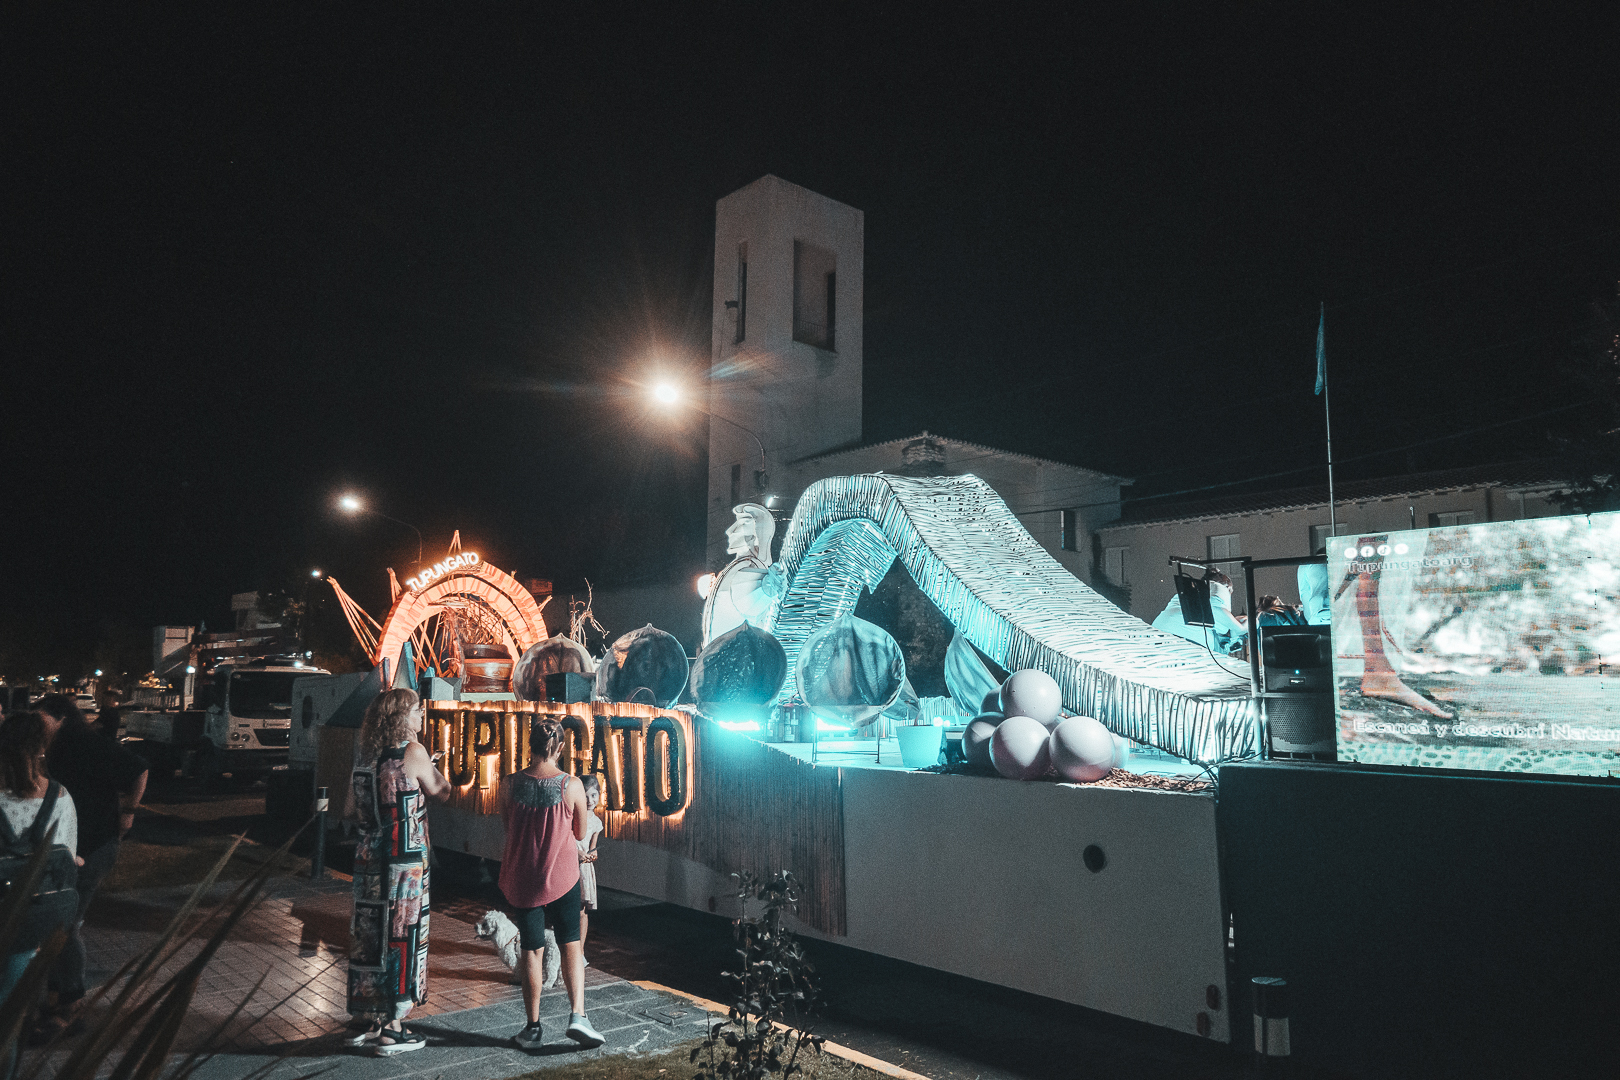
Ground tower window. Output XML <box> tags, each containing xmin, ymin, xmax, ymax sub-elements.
<box><xmin>1060</xmin><ymin>509</ymin><xmax>1079</xmax><ymax>551</ymax></box>
<box><xmin>793</xmin><ymin>240</ymin><xmax>836</xmax><ymax>350</ymax></box>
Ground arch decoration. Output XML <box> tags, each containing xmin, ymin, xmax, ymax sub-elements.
<box><xmin>327</xmin><ymin>542</ymin><xmax>549</xmax><ymax>683</ymax></box>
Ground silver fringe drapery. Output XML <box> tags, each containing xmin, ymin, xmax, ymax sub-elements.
<box><xmin>761</xmin><ymin>473</ymin><xmax>1257</xmax><ymax>765</ymax></box>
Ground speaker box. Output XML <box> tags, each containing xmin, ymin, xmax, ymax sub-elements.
<box><xmin>545</xmin><ymin>671</ymin><xmax>593</xmax><ymax>703</ymax></box>
<box><xmin>1265</xmin><ymin>694</ymin><xmax>1335</xmax><ymax>759</ymax></box>
<box><xmin>1261</xmin><ymin>625</ymin><xmax>1332</xmax><ymax>694</ymax></box>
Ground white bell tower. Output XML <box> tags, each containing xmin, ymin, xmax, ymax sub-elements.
<box><xmin>706</xmin><ymin>176</ymin><xmax>864</xmax><ymax>565</ymax></box>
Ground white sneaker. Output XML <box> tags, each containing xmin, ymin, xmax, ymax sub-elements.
<box><xmin>566</xmin><ymin>1014</ymin><xmax>604</xmax><ymax>1048</ymax></box>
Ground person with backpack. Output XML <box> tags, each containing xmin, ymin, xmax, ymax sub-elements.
<box><xmin>0</xmin><ymin>712</ymin><xmax>80</xmax><ymax>1075</ymax></box>
<box><xmin>33</xmin><ymin>694</ymin><xmax>145</xmax><ymax>1037</ymax></box>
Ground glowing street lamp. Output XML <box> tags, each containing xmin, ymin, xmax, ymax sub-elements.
<box><xmin>337</xmin><ymin>492</ymin><xmax>424</xmax><ymax>564</ymax></box>
<box><xmin>650</xmin><ymin>382</ymin><xmax>769</xmax><ymax>493</ymax></box>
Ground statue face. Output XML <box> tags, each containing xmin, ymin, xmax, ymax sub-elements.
<box><xmin>725</xmin><ymin>511</ymin><xmax>759</xmax><ymax>558</ymax></box>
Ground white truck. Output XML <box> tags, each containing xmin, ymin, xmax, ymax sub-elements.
<box><xmin>124</xmin><ymin>656</ymin><xmax>329</xmax><ymax>782</ymax></box>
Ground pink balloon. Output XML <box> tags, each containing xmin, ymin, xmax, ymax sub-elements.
<box><xmin>990</xmin><ymin>715</ymin><xmax>1051</xmax><ymax>780</ymax></box>
<box><xmin>1000</xmin><ymin>669</ymin><xmax>1063</xmax><ymax>726</ymax></box>
<box><xmin>963</xmin><ymin>717</ymin><xmax>999</xmax><ymax>769</ymax></box>
<box><xmin>1049</xmin><ymin>716</ymin><xmax>1115</xmax><ymax>783</ymax></box>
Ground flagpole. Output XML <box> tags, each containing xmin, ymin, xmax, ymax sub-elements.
<box><xmin>1320</xmin><ymin>302</ymin><xmax>1337</xmax><ymax>538</ymax></box>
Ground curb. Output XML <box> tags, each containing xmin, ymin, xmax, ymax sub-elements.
<box><xmin>631</xmin><ymin>980</ymin><xmax>932</xmax><ymax>1080</ymax></box>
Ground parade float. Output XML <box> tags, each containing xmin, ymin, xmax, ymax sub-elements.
<box><xmin>295</xmin><ymin>477</ymin><xmax>1248</xmax><ymax>1042</ymax></box>
<box><xmin>293</xmin><ymin>476</ymin><xmax>1619</xmax><ymax>1075</ymax></box>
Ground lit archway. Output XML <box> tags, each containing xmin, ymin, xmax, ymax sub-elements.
<box><xmin>374</xmin><ymin>557</ymin><xmax>548</xmax><ymax>679</ymax></box>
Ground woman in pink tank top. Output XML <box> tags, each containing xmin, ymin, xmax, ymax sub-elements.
<box><xmin>497</xmin><ymin>717</ymin><xmax>604</xmax><ymax>1050</ymax></box>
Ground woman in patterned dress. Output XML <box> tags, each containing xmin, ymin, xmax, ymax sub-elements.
<box><xmin>345</xmin><ymin>688</ymin><xmax>450</xmax><ymax>1055</ymax></box>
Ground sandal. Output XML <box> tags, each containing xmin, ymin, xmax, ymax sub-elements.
<box><xmin>346</xmin><ymin>1023</ymin><xmax>384</xmax><ymax>1048</ymax></box>
<box><xmin>371</xmin><ymin>1025</ymin><xmax>427</xmax><ymax>1055</ymax></box>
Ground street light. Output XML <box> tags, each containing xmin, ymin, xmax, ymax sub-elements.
<box><xmin>337</xmin><ymin>493</ymin><xmax>424</xmax><ymax>564</ymax></box>
<box><xmin>650</xmin><ymin>382</ymin><xmax>769</xmax><ymax>494</ymax></box>
<box><xmin>301</xmin><ymin>569</ymin><xmax>324</xmax><ymax>651</ymax></box>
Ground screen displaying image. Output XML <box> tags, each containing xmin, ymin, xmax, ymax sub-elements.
<box><xmin>1331</xmin><ymin>511</ymin><xmax>1620</xmax><ymax>777</ymax></box>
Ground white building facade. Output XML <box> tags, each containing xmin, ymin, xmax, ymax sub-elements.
<box><xmin>1094</xmin><ymin>463</ymin><xmax>1569</xmax><ymax>623</ymax></box>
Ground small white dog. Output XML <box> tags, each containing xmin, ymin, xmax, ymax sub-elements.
<box><xmin>474</xmin><ymin>910</ymin><xmax>560</xmax><ymax>988</ymax></box>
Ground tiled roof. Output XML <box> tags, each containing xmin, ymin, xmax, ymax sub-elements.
<box><xmin>793</xmin><ymin>430</ymin><xmax>1130</xmax><ymax>482</ymax></box>
<box><xmin>1108</xmin><ymin>460</ymin><xmax>1570</xmax><ymax>527</ymax></box>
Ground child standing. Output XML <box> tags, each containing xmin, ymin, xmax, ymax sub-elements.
<box><xmin>497</xmin><ymin>718</ymin><xmax>605</xmax><ymax>1051</ymax></box>
<box><xmin>576</xmin><ymin>775</ymin><xmax>604</xmax><ymax>962</ymax></box>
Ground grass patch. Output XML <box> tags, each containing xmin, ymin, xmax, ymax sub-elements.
<box><xmin>101</xmin><ymin>836</ymin><xmax>309</xmax><ymax>894</ymax></box>
<box><xmin>507</xmin><ymin>1038</ymin><xmax>894</xmax><ymax>1080</ymax></box>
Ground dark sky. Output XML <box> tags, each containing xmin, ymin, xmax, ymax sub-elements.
<box><xmin>4</xmin><ymin>4</ymin><xmax>1617</xmax><ymax>673</ymax></box>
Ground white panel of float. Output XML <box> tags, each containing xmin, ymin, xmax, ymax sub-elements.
<box><xmin>589</xmin><ymin>767</ymin><xmax>1228</xmax><ymax>1042</ymax></box>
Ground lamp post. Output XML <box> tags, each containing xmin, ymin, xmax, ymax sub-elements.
<box><xmin>651</xmin><ymin>382</ymin><xmax>769</xmax><ymax>493</ymax></box>
<box><xmin>300</xmin><ymin>569</ymin><xmax>323</xmax><ymax>653</ymax></box>
<box><xmin>338</xmin><ymin>494</ymin><xmax>424</xmax><ymax>564</ymax></box>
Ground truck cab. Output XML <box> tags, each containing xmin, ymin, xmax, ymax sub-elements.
<box><xmin>195</xmin><ymin>658</ymin><xmax>329</xmax><ymax>778</ymax></box>
<box><xmin>126</xmin><ymin>656</ymin><xmax>329</xmax><ymax>782</ymax></box>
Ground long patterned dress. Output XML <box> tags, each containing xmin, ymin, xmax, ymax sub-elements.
<box><xmin>347</xmin><ymin>743</ymin><xmax>430</xmax><ymax>1021</ymax></box>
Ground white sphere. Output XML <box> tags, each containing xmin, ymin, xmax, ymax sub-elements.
<box><xmin>1111</xmin><ymin>733</ymin><xmax>1131</xmax><ymax>769</ymax></box>
<box><xmin>1000</xmin><ymin>669</ymin><xmax>1063</xmax><ymax>726</ymax></box>
<box><xmin>1049</xmin><ymin>716</ymin><xmax>1116</xmax><ymax>783</ymax></box>
<box><xmin>963</xmin><ymin>716</ymin><xmax>999</xmax><ymax>769</ymax></box>
<box><xmin>990</xmin><ymin>715</ymin><xmax>1052</xmax><ymax>780</ymax></box>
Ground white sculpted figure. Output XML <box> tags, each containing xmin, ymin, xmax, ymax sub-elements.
<box><xmin>701</xmin><ymin>503</ymin><xmax>780</xmax><ymax>648</ymax></box>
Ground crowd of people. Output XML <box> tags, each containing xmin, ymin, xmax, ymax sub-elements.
<box><xmin>0</xmin><ymin>683</ymin><xmax>608</xmax><ymax>1065</ymax></box>
<box><xmin>344</xmin><ymin>688</ymin><xmax>606</xmax><ymax>1056</ymax></box>
<box><xmin>0</xmin><ymin>694</ymin><xmax>148</xmax><ymax>1069</ymax></box>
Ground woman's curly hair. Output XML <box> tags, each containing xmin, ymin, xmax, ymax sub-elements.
<box><xmin>360</xmin><ymin>688</ymin><xmax>420</xmax><ymax>757</ymax></box>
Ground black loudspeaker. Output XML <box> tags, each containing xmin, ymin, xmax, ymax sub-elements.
<box><xmin>1261</xmin><ymin>625</ymin><xmax>1332</xmax><ymax>694</ymax></box>
<box><xmin>545</xmin><ymin>671</ymin><xmax>593</xmax><ymax>703</ymax></box>
<box><xmin>1265</xmin><ymin>694</ymin><xmax>1335</xmax><ymax>758</ymax></box>
<box><xmin>1174</xmin><ymin>573</ymin><xmax>1214</xmax><ymax>627</ymax></box>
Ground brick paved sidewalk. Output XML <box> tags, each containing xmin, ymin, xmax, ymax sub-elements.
<box><xmin>26</xmin><ymin>873</ymin><xmax>713</xmax><ymax>1078</ymax></box>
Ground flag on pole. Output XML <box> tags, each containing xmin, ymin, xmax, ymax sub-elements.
<box><xmin>1314</xmin><ymin>303</ymin><xmax>1326</xmax><ymax>396</ymax></box>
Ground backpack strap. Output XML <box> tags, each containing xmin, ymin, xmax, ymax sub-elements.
<box><xmin>26</xmin><ymin>782</ymin><xmax>60</xmax><ymax>849</ymax></box>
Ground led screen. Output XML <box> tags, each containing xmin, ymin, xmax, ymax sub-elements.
<box><xmin>1331</xmin><ymin>512</ymin><xmax>1620</xmax><ymax>776</ymax></box>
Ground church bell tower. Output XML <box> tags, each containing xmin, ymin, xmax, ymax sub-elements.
<box><xmin>706</xmin><ymin>176</ymin><xmax>864</xmax><ymax>565</ymax></box>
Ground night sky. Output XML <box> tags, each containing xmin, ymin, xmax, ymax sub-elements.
<box><xmin>4</xmin><ymin>5</ymin><xmax>1617</xmax><ymax>676</ymax></box>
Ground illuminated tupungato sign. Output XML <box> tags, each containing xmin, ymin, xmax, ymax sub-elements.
<box><xmin>405</xmin><ymin>552</ymin><xmax>480</xmax><ymax>593</ymax></box>
<box><xmin>425</xmin><ymin>702</ymin><xmax>693</xmax><ymax>819</ymax></box>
